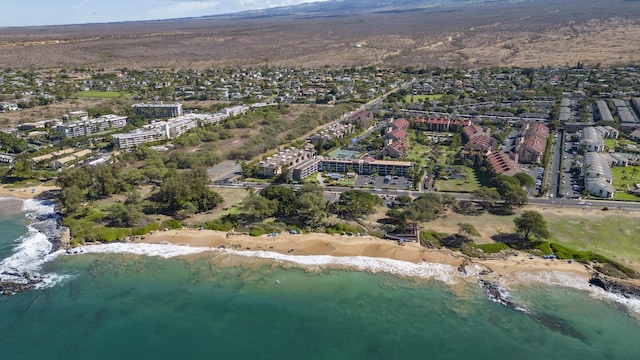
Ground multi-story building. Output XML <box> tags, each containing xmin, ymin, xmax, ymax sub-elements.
<box><xmin>61</xmin><ymin>114</ymin><xmax>128</xmax><ymax>138</ymax></box>
<box><xmin>112</xmin><ymin>129</ymin><xmax>167</xmax><ymax>149</ymax></box>
<box><xmin>256</xmin><ymin>147</ymin><xmax>315</xmax><ymax>178</ymax></box>
<box><xmin>580</xmin><ymin>126</ymin><xmax>618</xmax><ymax>153</ymax></box>
<box><xmin>320</xmin><ymin>158</ymin><xmax>412</xmax><ymax>176</ymax></box>
<box><xmin>485</xmin><ymin>151</ymin><xmax>520</xmax><ymax>176</ymax></box>
<box><xmin>582</xmin><ymin>152</ymin><xmax>615</xmax><ymax>198</ymax></box>
<box><xmin>515</xmin><ymin>123</ymin><xmax>549</xmax><ymax>164</ymax></box>
<box><xmin>133</xmin><ymin>102</ymin><xmax>183</xmax><ymax>119</ymax></box>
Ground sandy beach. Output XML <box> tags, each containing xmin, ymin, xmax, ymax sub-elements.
<box><xmin>0</xmin><ymin>185</ymin><xmax>58</xmax><ymax>200</ymax></box>
<box><xmin>136</xmin><ymin>229</ymin><xmax>595</xmax><ymax>284</ymax></box>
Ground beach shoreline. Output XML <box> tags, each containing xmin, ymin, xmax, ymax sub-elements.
<box><xmin>0</xmin><ymin>185</ymin><xmax>58</xmax><ymax>200</ymax></box>
<box><xmin>134</xmin><ymin>229</ymin><xmax>595</xmax><ymax>284</ymax></box>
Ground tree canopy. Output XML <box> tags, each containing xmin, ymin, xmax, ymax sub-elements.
<box><xmin>514</xmin><ymin>210</ymin><xmax>551</xmax><ymax>246</ymax></box>
<box><xmin>334</xmin><ymin>190</ymin><xmax>383</xmax><ymax>220</ymax></box>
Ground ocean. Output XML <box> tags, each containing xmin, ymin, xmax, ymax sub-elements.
<box><xmin>1</xmin><ymin>198</ymin><xmax>640</xmax><ymax>359</ymax></box>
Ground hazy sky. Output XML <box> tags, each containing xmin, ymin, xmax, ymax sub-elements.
<box><xmin>0</xmin><ymin>0</ymin><xmax>328</xmax><ymax>27</ymax></box>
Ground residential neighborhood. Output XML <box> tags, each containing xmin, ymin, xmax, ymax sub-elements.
<box><xmin>1</xmin><ymin>65</ymin><xmax>640</xmax><ymax>200</ymax></box>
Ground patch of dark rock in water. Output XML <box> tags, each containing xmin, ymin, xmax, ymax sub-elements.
<box><xmin>589</xmin><ymin>274</ymin><xmax>640</xmax><ymax>299</ymax></box>
<box><xmin>478</xmin><ymin>279</ymin><xmax>587</xmax><ymax>342</ymax></box>
<box><xmin>530</xmin><ymin>312</ymin><xmax>588</xmax><ymax>343</ymax></box>
<box><xmin>0</xmin><ymin>273</ymin><xmax>43</xmax><ymax>296</ymax></box>
<box><xmin>479</xmin><ymin>279</ymin><xmax>526</xmax><ymax>312</ymax></box>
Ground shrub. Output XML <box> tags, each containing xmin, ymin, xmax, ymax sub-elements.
<box><xmin>419</xmin><ymin>230</ymin><xmax>448</xmax><ymax>247</ymax></box>
<box><xmin>531</xmin><ymin>241</ymin><xmax>553</xmax><ymax>255</ymax></box>
<box><xmin>163</xmin><ymin>220</ymin><xmax>182</xmax><ymax>229</ymax></box>
<box><xmin>326</xmin><ymin>223</ymin><xmax>360</xmax><ymax>235</ymax></box>
<box><xmin>477</xmin><ymin>243</ymin><xmax>510</xmax><ymax>253</ymax></box>
<box><xmin>203</xmin><ymin>219</ymin><xmax>233</xmax><ymax>231</ymax></box>
<box><xmin>249</xmin><ymin>226</ymin><xmax>268</xmax><ymax>237</ymax></box>
<box><xmin>132</xmin><ymin>222</ymin><xmax>159</xmax><ymax>236</ymax></box>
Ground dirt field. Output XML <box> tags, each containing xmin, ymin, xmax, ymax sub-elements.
<box><xmin>0</xmin><ymin>0</ymin><xmax>638</xmax><ymax>70</ymax></box>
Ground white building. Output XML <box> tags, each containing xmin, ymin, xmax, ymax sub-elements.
<box><xmin>582</xmin><ymin>152</ymin><xmax>615</xmax><ymax>198</ymax></box>
<box><xmin>61</xmin><ymin>114</ymin><xmax>128</xmax><ymax>138</ymax></box>
<box><xmin>133</xmin><ymin>102</ymin><xmax>183</xmax><ymax>118</ymax></box>
<box><xmin>112</xmin><ymin>129</ymin><xmax>167</xmax><ymax>149</ymax></box>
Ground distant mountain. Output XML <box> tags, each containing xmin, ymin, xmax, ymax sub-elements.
<box><xmin>217</xmin><ymin>0</ymin><xmax>524</xmax><ymax>19</ymax></box>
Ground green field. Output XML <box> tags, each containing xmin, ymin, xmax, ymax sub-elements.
<box><xmin>73</xmin><ymin>91</ymin><xmax>133</xmax><ymax>99</ymax></box>
<box><xmin>434</xmin><ymin>165</ymin><xmax>481</xmax><ymax>192</ymax></box>
<box><xmin>546</xmin><ymin>213</ymin><xmax>640</xmax><ymax>265</ymax></box>
<box><xmin>404</xmin><ymin>94</ymin><xmax>444</xmax><ymax>102</ymax></box>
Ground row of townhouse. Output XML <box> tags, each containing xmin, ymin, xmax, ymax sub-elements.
<box><xmin>51</xmin><ymin>149</ymin><xmax>93</xmax><ymax>169</ymax></box>
<box><xmin>582</xmin><ymin>152</ymin><xmax>615</xmax><ymax>198</ymax></box>
<box><xmin>580</xmin><ymin>126</ymin><xmax>619</xmax><ymax>153</ymax></box>
<box><xmin>382</xmin><ymin>118</ymin><xmax>410</xmax><ymax>158</ymax></box>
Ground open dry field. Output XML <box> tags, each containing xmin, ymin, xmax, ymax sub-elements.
<box><xmin>0</xmin><ymin>0</ymin><xmax>639</xmax><ymax>70</ymax></box>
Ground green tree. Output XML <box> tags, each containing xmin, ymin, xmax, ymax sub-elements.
<box><xmin>492</xmin><ymin>175</ymin><xmax>528</xmax><ymax>207</ymax></box>
<box><xmin>513</xmin><ymin>173</ymin><xmax>535</xmax><ymax>188</ymax></box>
<box><xmin>261</xmin><ymin>185</ymin><xmax>296</xmax><ymax>217</ymax></box>
<box><xmin>295</xmin><ymin>191</ymin><xmax>327</xmax><ymax>228</ymax></box>
<box><xmin>334</xmin><ymin>190</ymin><xmax>383</xmax><ymax>220</ymax></box>
<box><xmin>458</xmin><ymin>222</ymin><xmax>480</xmax><ymax>237</ymax></box>
<box><xmin>514</xmin><ymin>210</ymin><xmax>550</xmax><ymax>247</ymax></box>
<box><xmin>107</xmin><ymin>203</ymin><xmax>142</xmax><ymax>227</ymax></box>
<box><xmin>242</xmin><ymin>192</ymin><xmax>278</xmax><ymax>221</ymax></box>
<box><xmin>471</xmin><ymin>187</ymin><xmax>501</xmax><ymax>211</ymax></box>
<box><xmin>59</xmin><ymin>185</ymin><xmax>84</xmax><ymax>213</ymax></box>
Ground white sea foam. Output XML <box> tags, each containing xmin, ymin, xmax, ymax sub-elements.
<box><xmin>77</xmin><ymin>242</ymin><xmax>212</xmax><ymax>258</ymax></box>
<box><xmin>22</xmin><ymin>198</ymin><xmax>56</xmax><ymax>219</ymax></box>
<box><xmin>64</xmin><ymin>242</ymin><xmax>459</xmax><ymax>283</ymax></box>
<box><xmin>0</xmin><ymin>226</ymin><xmax>53</xmax><ymax>283</ymax></box>
<box><xmin>513</xmin><ymin>271</ymin><xmax>640</xmax><ymax>314</ymax></box>
<box><xmin>0</xmin><ymin>199</ymin><xmax>63</xmax><ymax>287</ymax></box>
<box><xmin>229</xmin><ymin>250</ymin><xmax>459</xmax><ymax>283</ymax></box>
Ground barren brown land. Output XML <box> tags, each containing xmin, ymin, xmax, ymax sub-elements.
<box><xmin>1</xmin><ymin>0</ymin><xmax>639</xmax><ymax>70</ymax></box>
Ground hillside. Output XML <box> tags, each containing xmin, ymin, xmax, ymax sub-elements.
<box><xmin>0</xmin><ymin>0</ymin><xmax>639</xmax><ymax>69</ymax></box>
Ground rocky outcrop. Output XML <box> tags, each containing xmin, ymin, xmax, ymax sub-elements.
<box><xmin>478</xmin><ymin>279</ymin><xmax>587</xmax><ymax>342</ymax></box>
<box><xmin>589</xmin><ymin>274</ymin><xmax>640</xmax><ymax>299</ymax></box>
<box><xmin>0</xmin><ymin>273</ymin><xmax>43</xmax><ymax>296</ymax></box>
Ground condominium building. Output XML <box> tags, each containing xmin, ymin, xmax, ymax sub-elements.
<box><xmin>133</xmin><ymin>102</ymin><xmax>183</xmax><ymax>119</ymax></box>
<box><xmin>112</xmin><ymin>129</ymin><xmax>167</xmax><ymax>149</ymax></box>
<box><xmin>61</xmin><ymin>114</ymin><xmax>128</xmax><ymax>138</ymax></box>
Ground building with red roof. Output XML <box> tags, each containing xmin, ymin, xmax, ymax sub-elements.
<box><xmin>383</xmin><ymin>141</ymin><xmax>409</xmax><ymax>158</ymax></box>
<box><xmin>387</xmin><ymin>117</ymin><xmax>410</xmax><ymax>131</ymax></box>
<box><xmin>515</xmin><ymin>123</ymin><xmax>549</xmax><ymax>164</ymax></box>
<box><xmin>485</xmin><ymin>151</ymin><xmax>520</xmax><ymax>176</ymax></box>
<box><xmin>425</xmin><ymin>118</ymin><xmax>471</xmax><ymax>132</ymax></box>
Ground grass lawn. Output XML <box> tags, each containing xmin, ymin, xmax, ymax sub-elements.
<box><xmin>404</xmin><ymin>94</ymin><xmax>444</xmax><ymax>102</ymax></box>
<box><xmin>73</xmin><ymin>91</ymin><xmax>133</xmax><ymax>99</ymax></box>
<box><xmin>414</xmin><ymin>206</ymin><xmax>640</xmax><ymax>270</ymax></box>
<box><xmin>611</xmin><ymin>165</ymin><xmax>640</xmax><ymax>189</ymax></box>
<box><xmin>545</xmin><ymin>213</ymin><xmax>640</xmax><ymax>266</ymax></box>
<box><xmin>435</xmin><ymin>166</ymin><xmax>481</xmax><ymax>192</ymax></box>
<box><xmin>604</xmin><ymin>138</ymin><xmax>617</xmax><ymax>150</ymax></box>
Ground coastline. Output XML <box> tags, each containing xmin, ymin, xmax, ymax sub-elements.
<box><xmin>135</xmin><ymin>229</ymin><xmax>594</xmax><ymax>283</ymax></box>
<box><xmin>129</xmin><ymin>228</ymin><xmax>640</xmax><ymax>315</ymax></box>
<box><xmin>0</xmin><ymin>185</ymin><xmax>58</xmax><ymax>200</ymax></box>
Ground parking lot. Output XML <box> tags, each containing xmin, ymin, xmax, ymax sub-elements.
<box><xmin>354</xmin><ymin>174</ymin><xmax>413</xmax><ymax>191</ymax></box>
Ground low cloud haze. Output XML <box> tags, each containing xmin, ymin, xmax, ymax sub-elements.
<box><xmin>0</xmin><ymin>0</ymin><xmax>329</xmax><ymax>27</ymax></box>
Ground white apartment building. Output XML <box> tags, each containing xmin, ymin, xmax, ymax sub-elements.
<box><xmin>61</xmin><ymin>114</ymin><xmax>128</xmax><ymax>138</ymax></box>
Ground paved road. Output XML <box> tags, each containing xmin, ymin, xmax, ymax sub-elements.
<box><xmin>213</xmin><ymin>181</ymin><xmax>640</xmax><ymax>212</ymax></box>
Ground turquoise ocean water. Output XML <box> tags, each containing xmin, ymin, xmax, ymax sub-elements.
<box><xmin>1</xmin><ymin>198</ymin><xmax>640</xmax><ymax>359</ymax></box>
